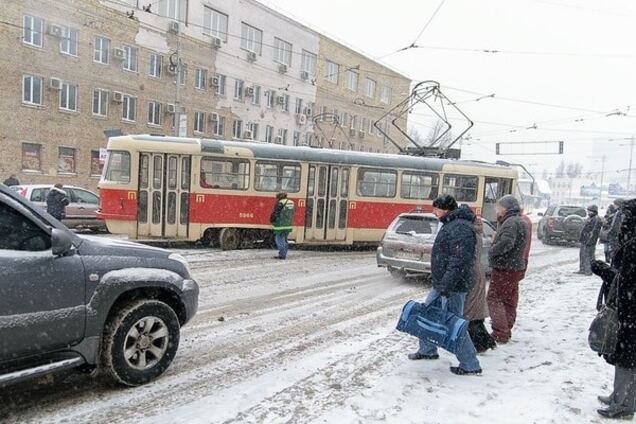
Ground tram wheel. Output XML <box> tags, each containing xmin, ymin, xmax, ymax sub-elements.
<box><xmin>219</xmin><ymin>228</ymin><xmax>241</xmax><ymax>251</ymax></box>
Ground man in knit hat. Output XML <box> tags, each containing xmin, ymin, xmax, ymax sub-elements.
<box><xmin>487</xmin><ymin>195</ymin><xmax>528</xmax><ymax>344</ymax></box>
<box><xmin>577</xmin><ymin>204</ymin><xmax>602</xmax><ymax>275</ymax></box>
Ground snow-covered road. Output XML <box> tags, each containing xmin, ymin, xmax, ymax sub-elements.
<box><xmin>0</xmin><ymin>239</ymin><xmax>613</xmax><ymax>424</ymax></box>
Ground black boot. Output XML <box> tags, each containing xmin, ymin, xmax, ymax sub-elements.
<box><xmin>597</xmin><ymin>406</ymin><xmax>634</xmax><ymax>419</ymax></box>
<box><xmin>450</xmin><ymin>366</ymin><xmax>482</xmax><ymax>376</ymax></box>
<box><xmin>407</xmin><ymin>352</ymin><xmax>439</xmax><ymax>360</ymax></box>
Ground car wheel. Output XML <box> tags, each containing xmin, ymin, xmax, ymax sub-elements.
<box><xmin>101</xmin><ymin>300</ymin><xmax>180</xmax><ymax>386</ymax></box>
<box><xmin>219</xmin><ymin>227</ymin><xmax>241</xmax><ymax>250</ymax></box>
<box><xmin>388</xmin><ymin>267</ymin><xmax>406</xmax><ymax>280</ymax></box>
<box><xmin>541</xmin><ymin>228</ymin><xmax>552</xmax><ymax>245</ymax></box>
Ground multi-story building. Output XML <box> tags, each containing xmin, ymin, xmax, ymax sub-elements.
<box><xmin>0</xmin><ymin>0</ymin><xmax>410</xmax><ymax>190</ymax></box>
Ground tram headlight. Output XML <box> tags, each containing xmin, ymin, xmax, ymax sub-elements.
<box><xmin>169</xmin><ymin>253</ymin><xmax>192</xmax><ymax>276</ymax></box>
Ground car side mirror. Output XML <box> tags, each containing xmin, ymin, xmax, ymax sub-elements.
<box><xmin>52</xmin><ymin>228</ymin><xmax>74</xmax><ymax>256</ymax></box>
<box><xmin>537</xmin><ymin>212</ymin><xmax>543</xmax><ymax>217</ymax></box>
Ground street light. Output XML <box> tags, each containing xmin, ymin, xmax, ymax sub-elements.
<box><xmin>609</xmin><ymin>136</ymin><xmax>635</xmax><ymax>193</ymax></box>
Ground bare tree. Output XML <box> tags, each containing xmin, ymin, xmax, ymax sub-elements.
<box><xmin>566</xmin><ymin>162</ymin><xmax>583</xmax><ymax>178</ymax></box>
<box><xmin>424</xmin><ymin>121</ymin><xmax>453</xmax><ymax>147</ymax></box>
<box><xmin>407</xmin><ymin>128</ymin><xmax>425</xmax><ymax>147</ymax></box>
<box><xmin>556</xmin><ymin>160</ymin><xmax>566</xmax><ymax>178</ymax></box>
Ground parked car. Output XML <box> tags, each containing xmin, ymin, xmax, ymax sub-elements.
<box><xmin>536</xmin><ymin>204</ymin><xmax>586</xmax><ymax>245</ymax></box>
<box><xmin>11</xmin><ymin>184</ymin><xmax>106</xmax><ymax>231</ymax></box>
<box><xmin>0</xmin><ymin>183</ymin><xmax>199</xmax><ymax>387</ymax></box>
<box><xmin>376</xmin><ymin>212</ymin><xmax>495</xmax><ymax>279</ymax></box>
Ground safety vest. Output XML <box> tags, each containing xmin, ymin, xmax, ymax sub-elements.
<box><xmin>272</xmin><ymin>199</ymin><xmax>295</xmax><ymax>231</ymax></box>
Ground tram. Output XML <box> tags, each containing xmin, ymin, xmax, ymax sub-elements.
<box><xmin>98</xmin><ymin>135</ymin><xmax>517</xmax><ymax>249</ymax></box>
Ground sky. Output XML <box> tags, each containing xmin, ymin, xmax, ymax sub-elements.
<box><xmin>260</xmin><ymin>0</ymin><xmax>636</xmax><ymax>185</ymax></box>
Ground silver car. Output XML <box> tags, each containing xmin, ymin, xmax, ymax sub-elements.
<box><xmin>376</xmin><ymin>212</ymin><xmax>495</xmax><ymax>279</ymax></box>
<box><xmin>11</xmin><ymin>184</ymin><xmax>107</xmax><ymax>232</ymax></box>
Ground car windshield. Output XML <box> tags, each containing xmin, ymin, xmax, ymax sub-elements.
<box><xmin>392</xmin><ymin>216</ymin><xmax>439</xmax><ymax>235</ymax></box>
<box><xmin>557</xmin><ymin>207</ymin><xmax>586</xmax><ymax>217</ymax></box>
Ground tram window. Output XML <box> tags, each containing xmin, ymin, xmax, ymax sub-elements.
<box><xmin>181</xmin><ymin>157</ymin><xmax>191</xmax><ymax>190</ymax></box>
<box><xmin>152</xmin><ymin>192</ymin><xmax>161</xmax><ymax>224</ymax></box>
<box><xmin>401</xmin><ymin>172</ymin><xmax>438</xmax><ymax>200</ymax></box>
<box><xmin>139</xmin><ymin>155</ymin><xmax>149</xmax><ymax>189</ymax></box>
<box><xmin>341</xmin><ymin>169</ymin><xmax>349</xmax><ymax>198</ymax></box>
<box><xmin>330</xmin><ymin>168</ymin><xmax>338</xmax><ymax>197</ymax></box>
<box><xmin>305</xmin><ymin>198</ymin><xmax>314</xmax><ymax>227</ymax></box>
<box><xmin>201</xmin><ymin>157</ymin><xmax>250</xmax><ymax>190</ymax></box>
<box><xmin>356</xmin><ymin>168</ymin><xmax>397</xmax><ymax>198</ymax></box>
<box><xmin>328</xmin><ymin>199</ymin><xmax>337</xmax><ymax>228</ymax></box>
<box><xmin>316</xmin><ymin>198</ymin><xmax>325</xmax><ymax>228</ymax></box>
<box><xmin>152</xmin><ymin>156</ymin><xmax>163</xmax><ymax>190</ymax></box>
<box><xmin>167</xmin><ymin>192</ymin><xmax>177</xmax><ymax>224</ymax></box>
<box><xmin>138</xmin><ymin>191</ymin><xmax>148</xmax><ymax>223</ymax></box>
<box><xmin>442</xmin><ymin>174</ymin><xmax>478</xmax><ymax>202</ymax></box>
<box><xmin>103</xmin><ymin>151</ymin><xmax>131</xmax><ymax>183</ymax></box>
<box><xmin>338</xmin><ymin>199</ymin><xmax>347</xmax><ymax>229</ymax></box>
<box><xmin>180</xmin><ymin>192</ymin><xmax>189</xmax><ymax>225</ymax></box>
<box><xmin>307</xmin><ymin>166</ymin><xmax>316</xmax><ymax>197</ymax></box>
<box><xmin>317</xmin><ymin>167</ymin><xmax>327</xmax><ymax>197</ymax></box>
<box><xmin>254</xmin><ymin>161</ymin><xmax>301</xmax><ymax>193</ymax></box>
<box><xmin>167</xmin><ymin>156</ymin><xmax>178</xmax><ymax>190</ymax></box>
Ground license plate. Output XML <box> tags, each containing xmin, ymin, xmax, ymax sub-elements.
<box><xmin>395</xmin><ymin>251</ymin><xmax>420</xmax><ymax>260</ymax></box>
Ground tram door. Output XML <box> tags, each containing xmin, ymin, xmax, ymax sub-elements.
<box><xmin>137</xmin><ymin>153</ymin><xmax>191</xmax><ymax>238</ymax></box>
<box><xmin>304</xmin><ymin>164</ymin><xmax>349</xmax><ymax>241</ymax></box>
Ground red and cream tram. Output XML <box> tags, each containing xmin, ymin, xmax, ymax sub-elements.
<box><xmin>98</xmin><ymin>135</ymin><xmax>518</xmax><ymax>249</ymax></box>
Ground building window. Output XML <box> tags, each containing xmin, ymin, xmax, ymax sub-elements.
<box><xmin>265</xmin><ymin>90</ymin><xmax>274</xmax><ymax>108</ymax></box>
<box><xmin>58</xmin><ymin>147</ymin><xmax>76</xmax><ymax>174</ymax></box>
<box><xmin>346</xmin><ymin>70</ymin><xmax>358</xmax><ymax>91</ymax></box>
<box><xmin>90</xmin><ymin>150</ymin><xmax>105</xmax><ymax>176</ymax></box>
<box><xmin>294</xmin><ymin>98</ymin><xmax>303</xmax><ymax>115</ymax></box>
<box><xmin>350</xmin><ymin>115</ymin><xmax>358</xmax><ymax>130</ymax></box>
<box><xmin>281</xmin><ymin>94</ymin><xmax>290</xmax><ymax>112</ymax></box>
<box><xmin>214</xmin><ymin>74</ymin><xmax>226</xmax><ymax>95</ymax></box>
<box><xmin>212</xmin><ymin>114</ymin><xmax>225</xmax><ymax>136</ymax></box>
<box><xmin>325</xmin><ymin>61</ymin><xmax>339</xmax><ymax>84</ymax></box>
<box><xmin>59</xmin><ymin>83</ymin><xmax>78</xmax><ymax>111</ymax></box>
<box><xmin>23</xmin><ymin>15</ymin><xmax>43</xmax><ymax>47</ymax></box>
<box><xmin>22</xmin><ymin>143</ymin><xmax>42</xmax><ymax>171</ymax></box>
<box><xmin>203</xmin><ymin>7</ymin><xmax>228</xmax><ymax>41</ymax></box>
<box><xmin>365</xmin><ymin>78</ymin><xmax>376</xmax><ymax>99</ymax></box>
<box><xmin>194</xmin><ymin>111</ymin><xmax>205</xmax><ymax>133</ymax></box>
<box><xmin>94</xmin><ymin>36</ymin><xmax>109</xmax><ymax>64</ymax></box>
<box><xmin>59</xmin><ymin>26</ymin><xmax>79</xmax><ymax>56</ymax></box>
<box><xmin>240</xmin><ymin>22</ymin><xmax>262</xmax><ymax>55</ymax></box>
<box><xmin>148</xmin><ymin>101</ymin><xmax>161</xmax><ymax>126</ymax></box>
<box><xmin>277</xmin><ymin>128</ymin><xmax>288</xmax><ymax>144</ymax></box>
<box><xmin>251</xmin><ymin>85</ymin><xmax>261</xmax><ymax>105</ymax></box>
<box><xmin>274</xmin><ymin>37</ymin><xmax>292</xmax><ymax>66</ymax></box>
<box><xmin>122</xmin><ymin>94</ymin><xmax>136</xmax><ymax>121</ymax></box>
<box><xmin>265</xmin><ymin>125</ymin><xmax>274</xmax><ymax>143</ymax></box>
<box><xmin>301</xmin><ymin>50</ymin><xmax>317</xmax><ymax>76</ymax></box>
<box><xmin>232</xmin><ymin>119</ymin><xmax>243</xmax><ymax>138</ymax></box>
<box><xmin>293</xmin><ymin>131</ymin><xmax>300</xmax><ymax>146</ymax></box>
<box><xmin>149</xmin><ymin>53</ymin><xmax>162</xmax><ymax>78</ymax></box>
<box><xmin>123</xmin><ymin>45</ymin><xmax>138</xmax><ymax>72</ymax></box>
<box><xmin>381</xmin><ymin>86</ymin><xmax>393</xmax><ymax>104</ymax></box>
<box><xmin>234</xmin><ymin>79</ymin><xmax>244</xmax><ymax>101</ymax></box>
<box><xmin>195</xmin><ymin>68</ymin><xmax>207</xmax><ymax>89</ymax></box>
<box><xmin>341</xmin><ymin>112</ymin><xmax>349</xmax><ymax>127</ymax></box>
<box><xmin>92</xmin><ymin>89</ymin><xmax>108</xmax><ymax>116</ymax></box>
<box><xmin>246</xmin><ymin>122</ymin><xmax>258</xmax><ymax>140</ymax></box>
<box><xmin>157</xmin><ymin>0</ymin><xmax>186</xmax><ymax>21</ymax></box>
<box><xmin>22</xmin><ymin>75</ymin><xmax>42</xmax><ymax>105</ymax></box>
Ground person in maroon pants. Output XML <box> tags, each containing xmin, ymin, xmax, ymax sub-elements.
<box><xmin>487</xmin><ymin>195</ymin><xmax>528</xmax><ymax>344</ymax></box>
<box><xmin>520</xmin><ymin>209</ymin><xmax>533</xmax><ymax>278</ymax></box>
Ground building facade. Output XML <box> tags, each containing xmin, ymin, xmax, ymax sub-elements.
<box><xmin>0</xmin><ymin>0</ymin><xmax>410</xmax><ymax>191</ymax></box>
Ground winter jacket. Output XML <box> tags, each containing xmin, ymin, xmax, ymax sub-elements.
<box><xmin>430</xmin><ymin>205</ymin><xmax>476</xmax><ymax>295</ymax></box>
<box><xmin>521</xmin><ymin>213</ymin><xmax>533</xmax><ymax>270</ymax></box>
<box><xmin>579</xmin><ymin>213</ymin><xmax>602</xmax><ymax>246</ymax></box>
<box><xmin>270</xmin><ymin>199</ymin><xmax>294</xmax><ymax>231</ymax></box>
<box><xmin>607</xmin><ymin>210</ymin><xmax>624</xmax><ymax>247</ymax></box>
<box><xmin>602</xmin><ymin>199</ymin><xmax>636</xmax><ymax>369</ymax></box>
<box><xmin>3</xmin><ymin>176</ymin><xmax>19</xmax><ymax>186</ymax></box>
<box><xmin>488</xmin><ymin>208</ymin><xmax>528</xmax><ymax>271</ymax></box>
<box><xmin>464</xmin><ymin>219</ymin><xmax>489</xmax><ymax>321</ymax></box>
<box><xmin>599</xmin><ymin>209</ymin><xmax>616</xmax><ymax>244</ymax></box>
<box><xmin>46</xmin><ymin>187</ymin><xmax>69</xmax><ymax>220</ymax></box>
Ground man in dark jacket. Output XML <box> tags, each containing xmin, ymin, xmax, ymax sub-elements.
<box><xmin>487</xmin><ymin>195</ymin><xmax>528</xmax><ymax>344</ymax></box>
<box><xmin>593</xmin><ymin>198</ymin><xmax>636</xmax><ymax>419</ymax></box>
<box><xmin>46</xmin><ymin>183</ymin><xmax>70</xmax><ymax>220</ymax></box>
<box><xmin>600</xmin><ymin>204</ymin><xmax>617</xmax><ymax>262</ymax></box>
<box><xmin>408</xmin><ymin>195</ymin><xmax>482</xmax><ymax>376</ymax></box>
<box><xmin>3</xmin><ymin>174</ymin><xmax>20</xmax><ymax>186</ymax></box>
<box><xmin>577</xmin><ymin>204</ymin><xmax>602</xmax><ymax>275</ymax></box>
<box><xmin>607</xmin><ymin>199</ymin><xmax>625</xmax><ymax>264</ymax></box>
<box><xmin>269</xmin><ymin>192</ymin><xmax>294</xmax><ymax>259</ymax></box>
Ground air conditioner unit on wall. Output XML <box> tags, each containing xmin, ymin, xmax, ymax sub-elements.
<box><xmin>112</xmin><ymin>91</ymin><xmax>123</xmax><ymax>103</ymax></box>
<box><xmin>168</xmin><ymin>21</ymin><xmax>179</xmax><ymax>34</ymax></box>
<box><xmin>209</xmin><ymin>112</ymin><xmax>219</xmax><ymax>121</ymax></box>
<box><xmin>274</xmin><ymin>136</ymin><xmax>283</xmax><ymax>144</ymax></box>
<box><xmin>47</xmin><ymin>24</ymin><xmax>64</xmax><ymax>37</ymax></box>
<box><xmin>49</xmin><ymin>77</ymin><xmax>62</xmax><ymax>90</ymax></box>
<box><xmin>246</xmin><ymin>51</ymin><xmax>257</xmax><ymax>62</ymax></box>
<box><xmin>211</xmin><ymin>37</ymin><xmax>222</xmax><ymax>49</ymax></box>
<box><xmin>167</xmin><ymin>64</ymin><xmax>178</xmax><ymax>75</ymax></box>
<box><xmin>278</xmin><ymin>64</ymin><xmax>288</xmax><ymax>74</ymax></box>
<box><xmin>166</xmin><ymin>103</ymin><xmax>176</xmax><ymax>114</ymax></box>
<box><xmin>297</xmin><ymin>114</ymin><xmax>307</xmax><ymax>125</ymax></box>
<box><xmin>349</xmin><ymin>128</ymin><xmax>356</xmax><ymax>136</ymax></box>
<box><xmin>113</xmin><ymin>48</ymin><xmax>125</xmax><ymax>60</ymax></box>
<box><xmin>210</xmin><ymin>76</ymin><xmax>220</xmax><ymax>87</ymax></box>
<box><xmin>276</xmin><ymin>95</ymin><xmax>285</xmax><ymax>105</ymax></box>
<box><xmin>300</xmin><ymin>70</ymin><xmax>309</xmax><ymax>80</ymax></box>
<box><xmin>304</xmin><ymin>105</ymin><xmax>313</xmax><ymax>117</ymax></box>
<box><xmin>243</xmin><ymin>130</ymin><xmax>253</xmax><ymax>139</ymax></box>
<box><xmin>244</xmin><ymin>86</ymin><xmax>255</xmax><ymax>97</ymax></box>
<box><xmin>358</xmin><ymin>130</ymin><xmax>365</xmax><ymax>138</ymax></box>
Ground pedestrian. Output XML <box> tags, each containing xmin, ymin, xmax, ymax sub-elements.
<box><xmin>487</xmin><ymin>195</ymin><xmax>528</xmax><ymax>344</ymax></box>
<box><xmin>269</xmin><ymin>192</ymin><xmax>294</xmax><ymax>260</ymax></box>
<box><xmin>607</xmin><ymin>199</ymin><xmax>625</xmax><ymax>264</ymax></box>
<box><xmin>600</xmin><ymin>204</ymin><xmax>617</xmax><ymax>262</ymax></box>
<box><xmin>577</xmin><ymin>204</ymin><xmax>603</xmax><ymax>275</ymax></box>
<box><xmin>46</xmin><ymin>183</ymin><xmax>70</xmax><ymax>220</ymax></box>
<box><xmin>407</xmin><ymin>195</ymin><xmax>482</xmax><ymax>375</ymax></box>
<box><xmin>464</xmin><ymin>214</ymin><xmax>497</xmax><ymax>353</ymax></box>
<box><xmin>594</xmin><ymin>198</ymin><xmax>636</xmax><ymax>419</ymax></box>
<box><xmin>3</xmin><ymin>174</ymin><xmax>20</xmax><ymax>186</ymax></box>
<box><xmin>520</xmin><ymin>208</ymin><xmax>533</xmax><ymax>278</ymax></box>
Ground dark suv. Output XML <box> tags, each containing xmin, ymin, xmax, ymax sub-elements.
<box><xmin>537</xmin><ymin>204</ymin><xmax>586</xmax><ymax>245</ymax></box>
<box><xmin>0</xmin><ymin>184</ymin><xmax>198</xmax><ymax>387</ymax></box>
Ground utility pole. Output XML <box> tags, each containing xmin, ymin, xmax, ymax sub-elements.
<box><xmin>173</xmin><ymin>23</ymin><xmax>181</xmax><ymax>137</ymax></box>
<box><xmin>628</xmin><ymin>135</ymin><xmax>635</xmax><ymax>194</ymax></box>
<box><xmin>599</xmin><ymin>154</ymin><xmax>606</xmax><ymax>205</ymax></box>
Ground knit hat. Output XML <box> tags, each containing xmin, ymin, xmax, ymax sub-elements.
<box><xmin>496</xmin><ymin>194</ymin><xmax>520</xmax><ymax>211</ymax></box>
<box><xmin>587</xmin><ymin>205</ymin><xmax>598</xmax><ymax>213</ymax></box>
<box><xmin>432</xmin><ymin>194</ymin><xmax>458</xmax><ymax>211</ymax></box>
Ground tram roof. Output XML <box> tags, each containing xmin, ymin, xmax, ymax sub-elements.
<box><xmin>123</xmin><ymin>135</ymin><xmax>512</xmax><ymax>173</ymax></box>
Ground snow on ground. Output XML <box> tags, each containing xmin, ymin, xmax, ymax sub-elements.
<box><xmin>0</xmin><ymin>239</ymin><xmax>614</xmax><ymax>424</ymax></box>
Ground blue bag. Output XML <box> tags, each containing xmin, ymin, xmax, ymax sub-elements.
<box><xmin>396</xmin><ymin>299</ymin><xmax>469</xmax><ymax>354</ymax></box>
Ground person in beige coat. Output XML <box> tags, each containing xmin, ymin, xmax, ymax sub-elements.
<box><xmin>464</xmin><ymin>217</ymin><xmax>497</xmax><ymax>353</ymax></box>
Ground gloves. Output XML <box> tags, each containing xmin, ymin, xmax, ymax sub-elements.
<box><xmin>439</xmin><ymin>289</ymin><xmax>451</xmax><ymax>298</ymax></box>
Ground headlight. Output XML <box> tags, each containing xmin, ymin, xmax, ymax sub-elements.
<box><xmin>168</xmin><ymin>253</ymin><xmax>192</xmax><ymax>275</ymax></box>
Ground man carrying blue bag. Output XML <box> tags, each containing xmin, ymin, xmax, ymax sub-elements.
<box><xmin>401</xmin><ymin>195</ymin><xmax>482</xmax><ymax>376</ymax></box>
